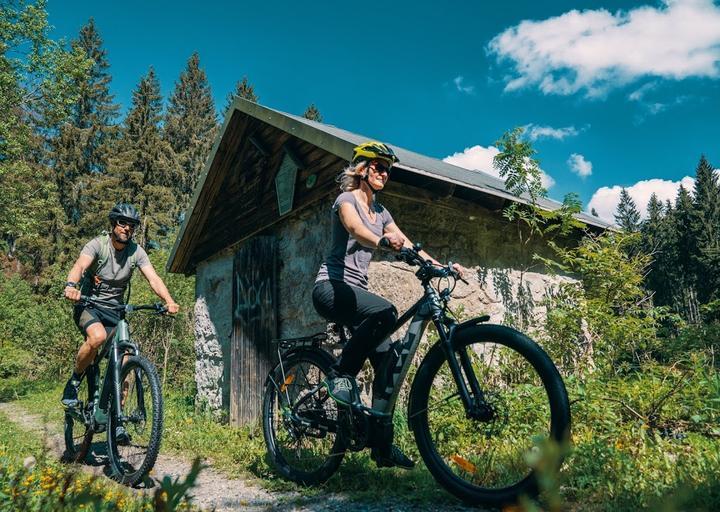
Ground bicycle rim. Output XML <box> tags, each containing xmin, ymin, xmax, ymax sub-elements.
<box><xmin>411</xmin><ymin>326</ymin><xmax>570</xmax><ymax>505</ymax></box>
<box><xmin>108</xmin><ymin>356</ymin><xmax>163</xmax><ymax>486</ymax></box>
<box><xmin>63</xmin><ymin>376</ymin><xmax>94</xmax><ymax>463</ymax></box>
<box><xmin>263</xmin><ymin>351</ymin><xmax>345</xmax><ymax>485</ymax></box>
<box><xmin>63</xmin><ymin>413</ymin><xmax>93</xmax><ymax>463</ymax></box>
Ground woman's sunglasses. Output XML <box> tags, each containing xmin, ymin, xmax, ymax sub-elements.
<box><xmin>369</xmin><ymin>161</ymin><xmax>392</xmax><ymax>175</ymax></box>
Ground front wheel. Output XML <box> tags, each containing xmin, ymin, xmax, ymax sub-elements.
<box><xmin>107</xmin><ymin>355</ymin><xmax>163</xmax><ymax>487</ymax></box>
<box><xmin>263</xmin><ymin>348</ymin><xmax>346</xmax><ymax>485</ymax></box>
<box><xmin>409</xmin><ymin>324</ymin><xmax>570</xmax><ymax>507</ymax></box>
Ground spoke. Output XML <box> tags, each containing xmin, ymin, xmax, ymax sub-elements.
<box><xmin>409</xmin><ymin>391</ymin><xmax>461</xmax><ymax>420</ymax></box>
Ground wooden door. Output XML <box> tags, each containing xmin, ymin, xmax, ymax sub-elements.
<box><xmin>230</xmin><ymin>236</ymin><xmax>277</xmax><ymax>426</ymax></box>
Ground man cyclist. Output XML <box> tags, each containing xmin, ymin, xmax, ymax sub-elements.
<box><xmin>62</xmin><ymin>203</ymin><xmax>179</xmax><ymax>413</ymax></box>
<box><xmin>313</xmin><ymin>142</ymin><xmax>466</xmax><ymax>469</ymax></box>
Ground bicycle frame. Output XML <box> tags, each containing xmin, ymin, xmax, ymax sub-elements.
<box><xmin>69</xmin><ymin>317</ymin><xmax>141</xmax><ymax>431</ymax></box>
<box><xmin>371</xmin><ymin>280</ymin><xmax>485</xmax><ymax>417</ymax></box>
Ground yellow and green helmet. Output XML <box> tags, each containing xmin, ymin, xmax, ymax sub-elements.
<box><xmin>351</xmin><ymin>141</ymin><xmax>399</xmax><ymax>167</ymax></box>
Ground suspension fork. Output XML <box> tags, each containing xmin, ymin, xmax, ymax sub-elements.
<box><xmin>111</xmin><ymin>341</ymin><xmax>124</xmax><ymax>422</ymax></box>
<box><xmin>435</xmin><ymin>320</ymin><xmax>485</xmax><ymax>411</ymax></box>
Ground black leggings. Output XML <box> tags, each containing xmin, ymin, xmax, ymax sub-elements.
<box><xmin>312</xmin><ymin>280</ymin><xmax>398</xmax><ymax>377</ymax></box>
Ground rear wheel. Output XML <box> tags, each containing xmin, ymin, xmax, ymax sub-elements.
<box><xmin>63</xmin><ymin>414</ymin><xmax>94</xmax><ymax>463</ymax></box>
<box><xmin>409</xmin><ymin>324</ymin><xmax>570</xmax><ymax>506</ymax></box>
<box><xmin>262</xmin><ymin>348</ymin><xmax>346</xmax><ymax>485</ymax></box>
<box><xmin>107</xmin><ymin>355</ymin><xmax>163</xmax><ymax>487</ymax></box>
<box><xmin>62</xmin><ymin>374</ymin><xmax>94</xmax><ymax>463</ymax></box>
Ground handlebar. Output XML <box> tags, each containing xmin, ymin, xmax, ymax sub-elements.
<box><xmin>78</xmin><ymin>295</ymin><xmax>168</xmax><ymax>315</ymax></box>
<box><xmin>396</xmin><ymin>246</ymin><xmax>468</xmax><ymax>285</ymax></box>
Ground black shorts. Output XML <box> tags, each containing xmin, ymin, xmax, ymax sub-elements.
<box><xmin>73</xmin><ymin>304</ymin><xmax>120</xmax><ymax>337</ymax></box>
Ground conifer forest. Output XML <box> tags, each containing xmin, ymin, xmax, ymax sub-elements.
<box><xmin>0</xmin><ymin>2</ymin><xmax>718</xmax><ymax>511</ymax></box>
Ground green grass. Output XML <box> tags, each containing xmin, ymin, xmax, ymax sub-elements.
<box><xmin>6</xmin><ymin>363</ymin><xmax>720</xmax><ymax>511</ymax></box>
<box><xmin>0</xmin><ymin>408</ymin><xmax>45</xmax><ymax>456</ymax></box>
<box><xmin>12</xmin><ymin>383</ymin><xmax>463</xmax><ymax>504</ymax></box>
<box><xmin>0</xmin><ymin>409</ymin><xmax>152</xmax><ymax>511</ymax></box>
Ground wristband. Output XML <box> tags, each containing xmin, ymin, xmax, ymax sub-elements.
<box><xmin>378</xmin><ymin>236</ymin><xmax>390</xmax><ymax>249</ymax></box>
<box><xmin>65</xmin><ymin>281</ymin><xmax>77</xmax><ymax>288</ymax></box>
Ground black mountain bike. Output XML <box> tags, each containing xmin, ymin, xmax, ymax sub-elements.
<box><xmin>262</xmin><ymin>245</ymin><xmax>571</xmax><ymax>506</ymax></box>
<box><xmin>63</xmin><ymin>296</ymin><xmax>165</xmax><ymax>487</ymax></box>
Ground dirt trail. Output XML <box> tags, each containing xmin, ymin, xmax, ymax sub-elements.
<box><xmin>0</xmin><ymin>401</ymin><xmax>469</xmax><ymax>511</ymax></box>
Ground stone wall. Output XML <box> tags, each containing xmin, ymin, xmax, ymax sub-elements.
<box><xmin>194</xmin><ymin>249</ymin><xmax>234</xmax><ymax>413</ymax></box>
<box><xmin>193</xmin><ymin>190</ymin><xmax>576</xmax><ymax>413</ymax></box>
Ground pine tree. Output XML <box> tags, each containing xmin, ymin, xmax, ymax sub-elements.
<box><xmin>690</xmin><ymin>155</ymin><xmax>720</xmax><ymax>303</ymax></box>
<box><xmin>49</xmin><ymin>18</ymin><xmax>120</xmax><ymax>260</ymax></box>
<box><xmin>673</xmin><ymin>185</ymin><xmax>700</xmax><ymax>322</ymax></box>
<box><xmin>164</xmin><ymin>53</ymin><xmax>218</xmax><ymax>219</ymax></box>
<box><xmin>97</xmin><ymin>68</ymin><xmax>178</xmax><ymax>247</ymax></box>
<box><xmin>614</xmin><ymin>188</ymin><xmax>641</xmax><ymax>232</ymax></box>
<box><xmin>641</xmin><ymin>193</ymin><xmax>674</xmax><ymax>306</ymax></box>
<box><xmin>223</xmin><ymin>76</ymin><xmax>258</xmax><ymax>115</ymax></box>
<box><xmin>0</xmin><ymin>1</ymin><xmax>89</xmax><ymax>275</ymax></box>
<box><xmin>302</xmin><ymin>103</ymin><xmax>323</xmax><ymax>122</ymax></box>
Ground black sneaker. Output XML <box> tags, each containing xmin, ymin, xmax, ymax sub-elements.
<box><xmin>61</xmin><ymin>377</ymin><xmax>81</xmax><ymax>407</ymax></box>
<box><xmin>371</xmin><ymin>445</ymin><xmax>415</xmax><ymax>470</ymax></box>
<box><xmin>115</xmin><ymin>426</ymin><xmax>131</xmax><ymax>446</ymax></box>
<box><xmin>322</xmin><ymin>375</ymin><xmax>358</xmax><ymax>407</ymax></box>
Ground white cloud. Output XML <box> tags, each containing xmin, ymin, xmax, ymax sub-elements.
<box><xmin>628</xmin><ymin>81</ymin><xmax>659</xmax><ymax>101</ymax></box>
<box><xmin>568</xmin><ymin>153</ymin><xmax>593</xmax><ymax>177</ymax></box>
<box><xmin>587</xmin><ymin>176</ymin><xmax>695</xmax><ymax>222</ymax></box>
<box><xmin>453</xmin><ymin>76</ymin><xmax>475</xmax><ymax>94</ymax></box>
<box><xmin>525</xmin><ymin>124</ymin><xmax>583</xmax><ymax>141</ymax></box>
<box><xmin>443</xmin><ymin>145</ymin><xmax>556</xmax><ymax>189</ymax></box>
<box><xmin>488</xmin><ymin>0</ymin><xmax>720</xmax><ymax>96</ymax></box>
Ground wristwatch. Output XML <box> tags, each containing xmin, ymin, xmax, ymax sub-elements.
<box><xmin>65</xmin><ymin>281</ymin><xmax>77</xmax><ymax>288</ymax></box>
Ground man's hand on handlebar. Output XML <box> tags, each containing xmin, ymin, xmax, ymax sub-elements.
<box><xmin>64</xmin><ymin>285</ymin><xmax>81</xmax><ymax>302</ymax></box>
<box><xmin>165</xmin><ymin>302</ymin><xmax>180</xmax><ymax>315</ymax></box>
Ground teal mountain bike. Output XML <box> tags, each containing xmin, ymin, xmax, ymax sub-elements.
<box><xmin>63</xmin><ymin>296</ymin><xmax>165</xmax><ymax>487</ymax></box>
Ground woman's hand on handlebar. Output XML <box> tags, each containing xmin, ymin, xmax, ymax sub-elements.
<box><xmin>451</xmin><ymin>263</ymin><xmax>469</xmax><ymax>281</ymax></box>
<box><xmin>379</xmin><ymin>232</ymin><xmax>405</xmax><ymax>251</ymax></box>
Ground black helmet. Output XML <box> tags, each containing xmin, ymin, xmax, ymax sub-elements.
<box><xmin>108</xmin><ymin>203</ymin><xmax>141</xmax><ymax>226</ymax></box>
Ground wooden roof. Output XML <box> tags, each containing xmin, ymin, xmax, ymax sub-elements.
<box><xmin>167</xmin><ymin>98</ymin><xmax>611</xmax><ymax>275</ymax></box>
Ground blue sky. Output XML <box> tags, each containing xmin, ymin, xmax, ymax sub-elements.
<box><xmin>48</xmin><ymin>0</ymin><xmax>720</xmax><ymax>222</ymax></box>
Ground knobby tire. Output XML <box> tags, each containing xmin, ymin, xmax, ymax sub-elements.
<box><xmin>107</xmin><ymin>355</ymin><xmax>163</xmax><ymax>487</ymax></box>
<box><xmin>409</xmin><ymin>323</ymin><xmax>571</xmax><ymax>507</ymax></box>
<box><xmin>262</xmin><ymin>348</ymin><xmax>346</xmax><ymax>485</ymax></box>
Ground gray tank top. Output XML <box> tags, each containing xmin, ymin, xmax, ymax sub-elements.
<box><xmin>316</xmin><ymin>191</ymin><xmax>395</xmax><ymax>289</ymax></box>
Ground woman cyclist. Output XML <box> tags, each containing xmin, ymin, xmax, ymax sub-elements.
<box><xmin>313</xmin><ymin>141</ymin><xmax>466</xmax><ymax>469</ymax></box>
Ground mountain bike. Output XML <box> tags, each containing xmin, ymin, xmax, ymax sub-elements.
<box><xmin>62</xmin><ymin>296</ymin><xmax>166</xmax><ymax>487</ymax></box>
<box><xmin>262</xmin><ymin>245</ymin><xmax>571</xmax><ymax>506</ymax></box>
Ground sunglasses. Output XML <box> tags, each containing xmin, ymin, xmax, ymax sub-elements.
<box><xmin>369</xmin><ymin>161</ymin><xmax>392</xmax><ymax>175</ymax></box>
<box><xmin>115</xmin><ymin>219</ymin><xmax>137</xmax><ymax>229</ymax></box>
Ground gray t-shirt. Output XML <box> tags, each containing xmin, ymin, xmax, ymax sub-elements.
<box><xmin>80</xmin><ymin>235</ymin><xmax>150</xmax><ymax>304</ymax></box>
<box><xmin>316</xmin><ymin>192</ymin><xmax>395</xmax><ymax>289</ymax></box>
